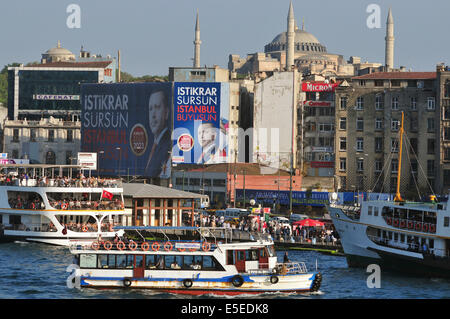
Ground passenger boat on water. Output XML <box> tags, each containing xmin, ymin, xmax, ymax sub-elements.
<box><xmin>68</xmin><ymin>226</ymin><xmax>322</xmax><ymax>295</ymax></box>
<box><xmin>0</xmin><ymin>164</ymin><xmax>125</xmax><ymax>246</ymax></box>
<box><xmin>329</xmin><ymin>113</ymin><xmax>450</xmax><ymax>277</ymax></box>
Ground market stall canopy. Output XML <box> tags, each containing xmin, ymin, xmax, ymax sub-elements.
<box><xmin>293</xmin><ymin>218</ymin><xmax>324</xmax><ymax>227</ymax></box>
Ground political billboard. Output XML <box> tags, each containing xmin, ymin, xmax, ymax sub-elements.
<box><xmin>172</xmin><ymin>82</ymin><xmax>228</xmax><ymax>164</ymax></box>
<box><xmin>235</xmin><ymin>189</ymin><xmax>329</xmax><ymax>207</ymax></box>
<box><xmin>81</xmin><ymin>82</ymin><xmax>173</xmax><ymax>178</ymax></box>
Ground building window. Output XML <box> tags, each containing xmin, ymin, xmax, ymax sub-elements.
<box><xmin>318</xmin><ymin>123</ymin><xmax>334</xmax><ymax>132</ymax></box>
<box><xmin>12</xmin><ymin>149</ymin><xmax>19</xmax><ymax>159</ymax></box>
<box><xmin>30</xmin><ymin>128</ymin><xmax>37</xmax><ymax>142</ymax></box>
<box><xmin>359</xmin><ymin>80</ymin><xmax>366</xmax><ymax>87</ymax></box>
<box><xmin>375</xmin><ymin>137</ymin><xmax>383</xmax><ymax>153</ymax></box>
<box><xmin>356</xmin><ymin>138</ymin><xmax>364</xmax><ymax>152</ymax></box>
<box><xmin>410</xmin><ymin>138</ymin><xmax>418</xmax><ymax>154</ymax></box>
<box><xmin>391</xmin><ymin>97</ymin><xmax>399</xmax><ymax>110</ymax></box>
<box><xmin>391</xmin><ymin>159</ymin><xmax>398</xmax><ymax>174</ymax></box>
<box><xmin>427</xmin><ymin>160</ymin><xmax>435</xmax><ymax>176</ymax></box>
<box><xmin>45</xmin><ymin>150</ymin><xmax>56</xmax><ymax>164</ymax></box>
<box><xmin>410</xmin><ymin>97</ymin><xmax>417</xmax><ymax>110</ymax></box>
<box><xmin>391</xmin><ymin>138</ymin><xmax>399</xmax><ymax>152</ymax></box>
<box><xmin>427</xmin><ymin>97</ymin><xmax>436</xmax><ymax>110</ymax></box>
<box><xmin>339</xmin><ymin>158</ymin><xmax>346</xmax><ymax>171</ymax></box>
<box><xmin>340</xmin><ymin>97</ymin><xmax>348</xmax><ymax>110</ymax></box>
<box><xmin>48</xmin><ymin>129</ymin><xmax>55</xmax><ymax>142</ymax></box>
<box><xmin>12</xmin><ymin>129</ymin><xmax>19</xmax><ymax>142</ymax></box>
<box><xmin>357</xmin><ymin>159</ymin><xmax>364</xmax><ymax>172</ymax></box>
<box><xmin>427</xmin><ymin>118</ymin><xmax>435</xmax><ymax>132</ymax></box>
<box><xmin>444</xmin><ymin>127</ymin><xmax>450</xmax><ymax>141</ymax></box>
<box><xmin>339</xmin><ymin>117</ymin><xmax>347</xmax><ymax>130</ymax></box>
<box><xmin>66</xmin><ymin>129</ymin><xmax>73</xmax><ymax>142</ymax></box>
<box><xmin>391</xmin><ymin>119</ymin><xmax>400</xmax><ymax>131</ymax></box>
<box><xmin>427</xmin><ymin>139</ymin><xmax>435</xmax><ymax>154</ymax></box>
<box><xmin>356</xmin><ymin>118</ymin><xmax>364</xmax><ymax>131</ymax></box>
<box><xmin>375</xmin><ymin>95</ymin><xmax>384</xmax><ymax>110</ymax></box>
<box><xmin>375</xmin><ymin>118</ymin><xmax>383</xmax><ymax>130</ymax></box>
<box><xmin>65</xmin><ymin>151</ymin><xmax>73</xmax><ymax>165</ymax></box>
<box><xmin>375</xmin><ymin>160</ymin><xmax>383</xmax><ymax>172</ymax></box>
<box><xmin>391</xmin><ymin>80</ymin><xmax>401</xmax><ymax>87</ymax></box>
<box><xmin>410</xmin><ymin>116</ymin><xmax>418</xmax><ymax>132</ymax></box>
<box><xmin>339</xmin><ymin>137</ymin><xmax>347</xmax><ymax>151</ymax></box>
<box><xmin>356</xmin><ymin>97</ymin><xmax>364</xmax><ymax>110</ymax></box>
<box><xmin>375</xmin><ymin>80</ymin><xmax>384</xmax><ymax>87</ymax></box>
<box><xmin>318</xmin><ymin>137</ymin><xmax>334</xmax><ymax>147</ymax></box>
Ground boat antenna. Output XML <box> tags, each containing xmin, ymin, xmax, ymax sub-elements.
<box><xmin>394</xmin><ymin>111</ymin><xmax>404</xmax><ymax>202</ymax></box>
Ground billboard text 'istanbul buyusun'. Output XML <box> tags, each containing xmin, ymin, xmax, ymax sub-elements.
<box><xmin>172</xmin><ymin>82</ymin><xmax>228</xmax><ymax>164</ymax></box>
<box><xmin>81</xmin><ymin>82</ymin><xmax>172</xmax><ymax>178</ymax></box>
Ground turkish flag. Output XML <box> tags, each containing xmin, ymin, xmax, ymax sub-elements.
<box><xmin>101</xmin><ymin>190</ymin><xmax>113</xmax><ymax>200</ymax></box>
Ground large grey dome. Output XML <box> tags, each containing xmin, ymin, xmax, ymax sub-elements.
<box><xmin>41</xmin><ymin>41</ymin><xmax>76</xmax><ymax>63</ymax></box>
<box><xmin>264</xmin><ymin>28</ymin><xmax>327</xmax><ymax>54</ymax></box>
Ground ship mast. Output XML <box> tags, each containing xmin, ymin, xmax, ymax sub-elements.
<box><xmin>394</xmin><ymin>111</ymin><xmax>404</xmax><ymax>202</ymax></box>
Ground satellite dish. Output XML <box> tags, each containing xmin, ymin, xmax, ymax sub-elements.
<box><xmin>250</xmin><ymin>199</ymin><xmax>256</xmax><ymax>206</ymax></box>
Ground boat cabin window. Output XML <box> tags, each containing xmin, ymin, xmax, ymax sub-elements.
<box><xmin>267</xmin><ymin>245</ymin><xmax>276</xmax><ymax>257</ymax></box>
<box><xmin>145</xmin><ymin>254</ymin><xmax>223</xmax><ymax>271</ymax></box>
<box><xmin>245</xmin><ymin>249</ymin><xmax>259</xmax><ymax>261</ymax></box>
<box><xmin>445</xmin><ymin>217</ymin><xmax>449</xmax><ymax>227</ymax></box>
<box><xmin>79</xmin><ymin>254</ymin><xmax>97</xmax><ymax>268</ymax></box>
<box><xmin>374</xmin><ymin>207</ymin><xmax>379</xmax><ymax>216</ymax></box>
<box><xmin>7</xmin><ymin>191</ymin><xmax>44</xmax><ymax>209</ymax></box>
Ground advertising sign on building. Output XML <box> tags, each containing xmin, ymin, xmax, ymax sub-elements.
<box><xmin>172</xmin><ymin>82</ymin><xmax>228</xmax><ymax>164</ymax></box>
<box><xmin>303</xmin><ymin>101</ymin><xmax>334</xmax><ymax>107</ymax></box>
<box><xmin>77</xmin><ymin>152</ymin><xmax>97</xmax><ymax>170</ymax></box>
<box><xmin>236</xmin><ymin>189</ymin><xmax>329</xmax><ymax>207</ymax></box>
<box><xmin>81</xmin><ymin>82</ymin><xmax>173</xmax><ymax>178</ymax></box>
<box><xmin>301</xmin><ymin>82</ymin><xmax>340</xmax><ymax>92</ymax></box>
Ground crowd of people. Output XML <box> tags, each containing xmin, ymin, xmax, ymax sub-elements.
<box><xmin>190</xmin><ymin>211</ymin><xmax>339</xmax><ymax>246</ymax></box>
<box><xmin>0</xmin><ymin>172</ymin><xmax>121</xmax><ymax>188</ymax></box>
<box><xmin>49</xmin><ymin>198</ymin><xmax>123</xmax><ymax>211</ymax></box>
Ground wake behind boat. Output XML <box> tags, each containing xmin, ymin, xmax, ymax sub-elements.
<box><xmin>0</xmin><ymin>164</ymin><xmax>125</xmax><ymax>246</ymax></box>
<box><xmin>68</xmin><ymin>226</ymin><xmax>322</xmax><ymax>295</ymax></box>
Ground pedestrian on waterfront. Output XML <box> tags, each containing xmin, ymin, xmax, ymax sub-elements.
<box><xmin>283</xmin><ymin>251</ymin><xmax>290</xmax><ymax>264</ymax></box>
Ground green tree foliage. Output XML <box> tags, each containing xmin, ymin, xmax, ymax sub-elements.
<box><xmin>0</xmin><ymin>63</ymin><xmax>21</xmax><ymax>107</ymax></box>
<box><xmin>117</xmin><ymin>69</ymin><xmax>168</xmax><ymax>82</ymax></box>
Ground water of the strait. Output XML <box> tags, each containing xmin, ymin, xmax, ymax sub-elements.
<box><xmin>1</xmin><ymin>241</ymin><xmax>449</xmax><ymax>299</ymax></box>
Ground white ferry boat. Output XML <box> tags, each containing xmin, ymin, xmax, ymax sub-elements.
<box><xmin>329</xmin><ymin>113</ymin><xmax>450</xmax><ymax>277</ymax></box>
<box><xmin>0</xmin><ymin>164</ymin><xmax>125</xmax><ymax>246</ymax></box>
<box><xmin>68</xmin><ymin>226</ymin><xmax>322</xmax><ymax>295</ymax></box>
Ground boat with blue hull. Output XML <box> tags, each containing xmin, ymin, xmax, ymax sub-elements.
<box><xmin>68</xmin><ymin>226</ymin><xmax>322</xmax><ymax>295</ymax></box>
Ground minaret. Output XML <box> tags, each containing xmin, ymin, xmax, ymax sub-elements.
<box><xmin>286</xmin><ymin>1</ymin><xmax>295</xmax><ymax>70</ymax></box>
<box><xmin>193</xmin><ymin>9</ymin><xmax>201</xmax><ymax>68</ymax></box>
<box><xmin>385</xmin><ymin>8</ymin><xmax>394</xmax><ymax>70</ymax></box>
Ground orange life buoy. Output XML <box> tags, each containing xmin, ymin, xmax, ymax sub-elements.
<box><xmin>386</xmin><ymin>217</ymin><xmax>392</xmax><ymax>225</ymax></box>
<box><xmin>423</xmin><ymin>223</ymin><xmax>429</xmax><ymax>232</ymax></box>
<box><xmin>152</xmin><ymin>242</ymin><xmax>160</xmax><ymax>251</ymax></box>
<box><xmin>91</xmin><ymin>241</ymin><xmax>99</xmax><ymax>250</ymax></box>
<box><xmin>178</xmin><ymin>244</ymin><xmax>186</xmax><ymax>252</ymax></box>
<box><xmin>117</xmin><ymin>241</ymin><xmax>125</xmax><ymax>250</ymax></box>
<box><xmin>415</xmin><ymin>222</ymin><xmax>422</xmax><ymax>231</ymax></box>
<box><xmin>129</xmin><ymin>241</ymin><xmax>137</xmax><ymax>251</ymax></box>
<box><xmin>202</xmin><ymin>241</ymin><xmax>211</xmax><ymax>252</ymax></box>
<box><xmin>82</xmin><ymin>226</ymin><xmax>88</xmax><ymax>232</ymax></box>
<box><xmin>164</xmin><ymin>241</ymin><xmax>173</xmax><ymax>251</ymax></box>
<box><xmin>408</xmin><ymin>221</ymin><xmax>414</xmax><ymax>229</ymax></box>
<box><xmin>400</xmin><ymin>220</ymin><xmax>406</xmax><ymax>228</ymax></box>
<box><xmin>103</xmin><ymin>241</ymin><xmax>112</xmax><ymax>250</ymax></box>
<box><xmin>61</xmin><ymin>203</ymin><xmax>68</xmax><ymax>210</ymax></box>
<box><xmin>430</xmin><ymin>224</ymin><xmax>436</xmax><ymax>233</ymax></box>
<box><xmin>141</xmin><ymin>242</ymin><xmax>150</xmax><ymax>251</ymax></box>
<box><xmin>393</xmin><ymin>219</ymin><xmax>399</xmax><ymax>227</ymax></box>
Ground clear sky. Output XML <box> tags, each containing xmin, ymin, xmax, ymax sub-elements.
<box><xmin>1</xmin><ymin>0</ymin><xmax>449</xmax><ymax>76</ymax></box>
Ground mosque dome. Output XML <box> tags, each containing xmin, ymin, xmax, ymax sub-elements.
<box><xmin>264</xmin><ymin>28</ymin><xmax>327</xmax><ymax>54</ymax></box>
<box><xmin>41</xmin><ymin>41</ymin><xmax>76</xmax><ymax>63</ymax></box>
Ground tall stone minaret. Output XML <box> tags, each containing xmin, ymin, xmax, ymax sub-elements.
<box><xmin>286</xmin><ymin>1</ymin><xmax>295</xmax><ymax>70</ymax></box>
<box><xmin>193</xmin><ymin>9</ymin><xmax>201</xmax><ymax>68</ymax></box>
<box><xmin>385</xmin><ymin>8</ymin><xmax>394</xmax><ymax>70</ymax></box>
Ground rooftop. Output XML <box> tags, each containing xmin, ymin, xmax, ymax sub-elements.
<box><xmin>21</xmin><ymin>61</ymin><xmax>113</xmax><ymax>69</ymax></box>
<box><xmin>122</xmin><ymin>182</ymin><xmax>208</xmax><ymax>199</ymax></box>
<box><xmin>353</xmin><ymin>72</ymin><xmax>437</xmax><ymax>80</ymax></box>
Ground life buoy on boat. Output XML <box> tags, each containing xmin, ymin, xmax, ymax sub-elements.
<box><xmin>189</xmin><ymin>241</ymin><xmax>197</xmax><ymax>252</ymax></box>
<box><xmin>415</xmin><ymin>222</ymin><xmax>422</xmax><ymax>231</ymax></box>
<box><xmin>408</xmin><ymin>221</ymin><xmax>414</xmax><ymax>229</ymax></box>
<box><xmin>177</xmin><ymin>244</ymin><xmax>186</xmax><ymax>252</ymax></box>
<box><xmin>400</xmin><ymin>220</ymin><xmax>406</xmax><ymax>228</ymax></box>
<box><xmin>231</xmin><ymin>275</ymin><xmax>244</xmax><ymax>287</ymax></box>
<box><xmin>141</xmin><ymin>242</ymin><xmax>150</xmax><ymax>251</ymax></box>
<box><xmin>129</xmin><ymin>241</ymin><xmax>137</xmax><ymax>251</ymax></box>
<box><xmin>152</xmin><ymin>242</ymin><xmax>160</xmax><ymax>251</ymax></box>
<box><xmin>270</xmin><ymin>275</ymin><xmax>279</xmax><ymax>284</ymax></box>
<box><xmin>103</xmin><ymin>241</ymin><xmax>112</xmax><ymax>250</ymax></box>
<box><xmin>91</xmin><ymin>241</ymin><xmax>99</xmax><ymax>250</ymax></box>
<box><xmin>422</xmin><ymin>223</ymin><xmax>429</xmax><ymax>232</ymax></box>
<box><xmin>182</xmin><ymin>279</ymin><xmax>193</xmax><ymax>288</ymax></box>
<box><xmin>393</xmin><ymin>219</ymin><xmax>399</xmax><ymax>227</ymax></box>
<box><xmin>386</xmin><ymin>217</ymin><xmax>392</xmax><ymax>225</ymax></box>
<box><xmin>117</xmin><ymin>241</ymin><xmax>125</xmax><ymax>250</ymax></box>
<box><xmin>61</xmin><ymin>203</ymin><xmax>68</xmax><ymax>210</ymax></box>
<box><xmin>202</xmin><ymin>241</ymin><xmax>211</xmax><ymax>252</ymax></box>
<box><xmin>430</xmin><ymin>224</ymin><xmax>436</xmax><ymax>233</ymax></box>
<box><xmin>82</xmin><ymin>226</ymin><xmax>88</xmax><ymax>232</ymax></box>
<box><xmin>123</xmin><ymin>278</ymin><xmax>132</xmax><ymax>288</ymax></box>
<box><xmin>164</xmin><ymin>241</ymin><xmax>173</xmax><ymax>251</ymax></box>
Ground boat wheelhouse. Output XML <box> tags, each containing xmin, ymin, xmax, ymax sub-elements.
<box><xmin>68</xmin><ymin>226</ymin><xmax>322</xmax><ymax>295</ymax></box>
<box><xmin>0</xmin><ymin>164</ymin><xmax>125</xmax><ymax>246</ymax></box>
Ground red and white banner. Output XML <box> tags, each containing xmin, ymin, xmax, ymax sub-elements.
<box><xmin>310</xmin><ymin>161</ymin><xmax>335</xmax><ymax>168</ymax></box>
<box><xmin>302</xmin><ymin>82</ymin><xmax>340</xmax><ymax>92</ymax></box>
<box><xmin>101</xmin><ymin>189</ymin><xmax>114</xmax><ymax>200</ymax></box>
<box><xmin>303</xmin><ymin>100</ymin><xmax>334</xmax><ymax>107</ymax></box>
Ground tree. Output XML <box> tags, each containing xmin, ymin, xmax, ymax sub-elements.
<box><xmin>0</xmin><ymin>63</ymin><xmax>21</xmax><ymax>107</ymax></box>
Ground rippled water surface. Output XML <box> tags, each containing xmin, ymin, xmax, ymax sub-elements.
<box><xmin>1</xmin><ymin>242</ymin><xmax>449</xmax><ymax>299</ymax></box>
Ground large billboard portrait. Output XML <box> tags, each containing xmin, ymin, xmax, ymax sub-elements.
<box><xmin>81</xmin><ymin>82</ymin><xmax>172</xmax><ymax>178</ymax></box>
<box><xmin>172</xmin><ymin>82</ymin><xmax>228</xmax><ymax>164</ymax></box>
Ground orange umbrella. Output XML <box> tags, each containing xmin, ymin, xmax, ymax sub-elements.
<box><xmin>293</xmin><ymin>218</ymin><xmax>324</xmax><ymax>227</ymax></box>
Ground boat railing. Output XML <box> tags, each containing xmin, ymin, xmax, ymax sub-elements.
<box><xmin>382</xmin><ymin>217</ymin><xmax>437</xmax><ymax>234</ymax></box>
<box><xmin>274</xmin><ymin>262</ymin><xmax>308</xmax><ymax>274</ymax></box>
<box><xmin>0</xmin><ymin>177</ymin><xmax>122</xmax><ymax>188</ymax></box>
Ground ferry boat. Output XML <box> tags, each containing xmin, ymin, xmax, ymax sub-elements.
<box><xmin>0</xmin><ymin>164</ymin><xmax>125</xmax><ymax>246</ymax></box>
<box><xmin>68</xmin><ymin>226</ymin><xmax>322</xmax><ymax>295</ymax></box>
<box><xmin>329</xmin><ymin>113</ymin><xmax>450</xmax><ymax>277</ymax></box>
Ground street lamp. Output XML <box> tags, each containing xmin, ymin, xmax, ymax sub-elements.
<box><xmin>116</xmin><ymin>147</ymin><xmax>121</xmax><ymax>179</ymax></box>
<box><xmin>98</xmin><ymin>150</ymin><xmax>104</xmax><ymax>178</ymax></box>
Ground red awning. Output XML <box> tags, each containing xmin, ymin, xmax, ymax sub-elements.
<box><xmin>293</xmin><ymin>218</ymin><xmax>324</xmax><ymax>227</ymax></box>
